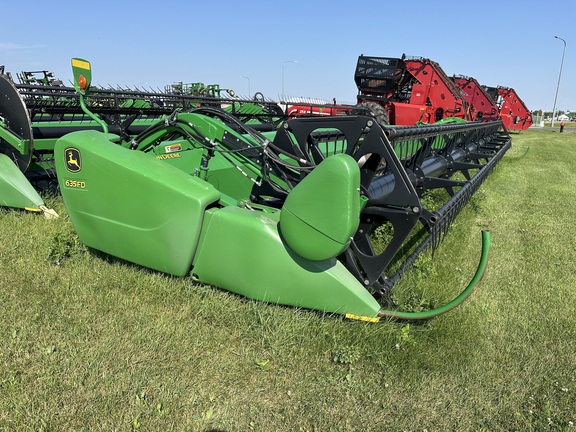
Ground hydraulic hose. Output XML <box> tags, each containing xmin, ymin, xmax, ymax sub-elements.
<box><xmin>517</xmin><ymin>146</ymin><xmax>531</xmax><ymax>160</ymax></box>
<box><xmin>378</xmin><ymin>230</ymin><xmax>491</xmax><ymax>320</ymax></box>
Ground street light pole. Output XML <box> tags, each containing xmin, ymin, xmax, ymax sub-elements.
<box><xmin>240</xmin><ymin>76</ymin><xmax>251</xmax><ymax>97</ymax></box>
<box><xmin>282</xmin><ymin>60</ymin><xmax>297</xmax><ymax>99</ymax></box>
<box><xmin>551</xmin><ymin>35</ymin><xmax>566</xmax><ymax>128</ymax></box>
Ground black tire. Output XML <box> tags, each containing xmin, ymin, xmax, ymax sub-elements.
<box><xmin>354</xmin><ymin>101</ymin><xmax>390</xmax><ymax>126</ymax></box>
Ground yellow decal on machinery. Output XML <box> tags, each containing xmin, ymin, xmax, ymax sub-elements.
<box><xmin>71</xmin><ymin>59</ymin><xmax>90</xmax><ymax>70</ymax></box>
<box><xmin>345</xmin><ymin>313</ymin><xmax>380</xmax><ymax>323</ymax></box>
<box><xmin>156</xmin><ymin>153</ymin><xmax>182</xmax><ymax>160</ymax></box>
<box><xmin>64</xmin><ymin>179</ymin><xmax>87</xmax><ymax>189</ymax></box>
<box><xmin>65</xmin><ymin>147</ymin><xmax>82</xmax><ymax>173</ymax></box>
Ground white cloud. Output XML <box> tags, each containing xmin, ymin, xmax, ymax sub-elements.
<box><xmin>0</xmin><ymin>42</ymin><xmax>29</xmax><ymax>51</ymax></box>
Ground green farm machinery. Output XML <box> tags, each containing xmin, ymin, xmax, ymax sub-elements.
<box><xmin>45</xmin><ymin>59</ymin><xmax>511</xmax><ymax>321</ymax></box>
<box><xmin>0</xmin><ymin>65</ymin><xmax>282</xmax><ymax>214</ymax></box>
<box><xmin>167</xmin><ymin>81</ymin><xmax>235</xmax><ymax>98</ymax></box>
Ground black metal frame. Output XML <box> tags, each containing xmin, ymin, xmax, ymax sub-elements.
<box><xmin>260</xmin><ymin>116</ymin><xmax>511</xmax><ymax>303</ymax></box>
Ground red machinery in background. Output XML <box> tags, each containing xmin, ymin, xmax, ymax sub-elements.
<box><xmin>286</xmin><ymin>55</ymin><xmax>472</xmax><ymax>125</ymax></box>
<box><xmin>452</xmin><ymin>75</ymin><xmax>499</xmax><ymax>121</ymax></box>
<box><xmin>483</xmin><ymin>85</ymin><xmax>533</xmax><ymax>131</ymax></box>
<box><xmin>286</xmin><ymin>54</ymin><xmax>532</xmax><ymax>130</ymax></box>
<box><xmin>353</xmin><ymin>55</ymin><xmax>471</xmax><ymax>125</ymax></box>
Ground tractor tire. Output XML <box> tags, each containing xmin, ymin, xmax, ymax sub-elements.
<box><xmin>354</xmin><ymin>102</ymin><xmax>390</xmax><ymax>126</ymax></box>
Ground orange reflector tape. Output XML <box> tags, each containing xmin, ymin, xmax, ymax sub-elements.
<box><xmin>71</xmin><ymin>58</ymin><xmax>90</xmax><ymax>70</ymax></box>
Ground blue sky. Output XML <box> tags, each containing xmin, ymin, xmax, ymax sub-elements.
<box><xmin>1</xmin><ymin>0</ymin><xmax>575</xmax><ymax>112</ymax></box>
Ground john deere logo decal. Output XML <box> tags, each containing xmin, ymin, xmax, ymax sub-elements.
<box><xmin>65</xmin><ymin>148</ymin><xmax>82</xmax><ymax>173</ymax></box>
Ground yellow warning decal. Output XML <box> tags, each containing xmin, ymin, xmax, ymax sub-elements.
<box><xmin>156</xmin><ymin>153</ymin><xmax>181</xmax><ymax>160</ymax></box>
<box><xmin>345</xmin><ymin>313</ymin><xmax>380</xmax><ymax>323</ymax></box>
<box><xmin>71</xmin><ymin>58</ymin><xmax>90</xmax><ymax>70</ymax></box>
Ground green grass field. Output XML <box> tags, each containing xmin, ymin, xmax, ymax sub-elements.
<box><xmin>1</xmin><ymin>129</ymin><xmax>575</xmax><ymax>431</ymax></box>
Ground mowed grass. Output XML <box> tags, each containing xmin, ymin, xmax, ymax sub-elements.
<box><xmin>1</xmin><ymin>129</ymin><xmax>575</xmax><ymax>431</ymax></box>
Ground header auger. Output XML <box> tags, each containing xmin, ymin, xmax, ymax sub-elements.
<box><xmin>52</xmin><ymin>58</ymin><xmax>510</xmax><ymax>321</ymax></box>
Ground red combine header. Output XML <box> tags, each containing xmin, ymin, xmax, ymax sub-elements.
<box><xmin>452</xmin><ymin>75</ymin><xmax>499</xmax><ymax>121</ymax></box>
<box><xmin>286</xmin><ymin>54</ymin><xmax>532</xmax><ymax>130</ymax></box>
<box><xmin>483</xmin><ymin>86</ymin><xmax>533</xmax><ymax>131</ymax></box>
<box><xmin>353</xmin><ymin>55</ymin><xmax>471</xmax><ymax>125</ymax></box>
<box><xmin>285</xmin><ymin>100</ymin><xmax>351</xmax><ymax>117</ymax></box>
<box><xmin>286</xmin><ymin>55</ymin><xmax>472</xmax><ymax>125</ymax></box>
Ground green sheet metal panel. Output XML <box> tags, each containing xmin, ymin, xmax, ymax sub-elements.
<box><xmin>280</xmin><ymin>154</ymin><xmax>361</xmax><ymax>261</ymax></box>
<box><xmin>55</xmin><ymin>130</ymin><xmax>220</xmax><ymax>276</ymax></box>
<box><xmin>192</xmin><ymin>206</ymin><xmax>381</xmax><ymax>318</ymax></box>
<box><xmin>0</xmin><ymin>153</ymin><xmax>44</xmax><ymax>211</ymax></box>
